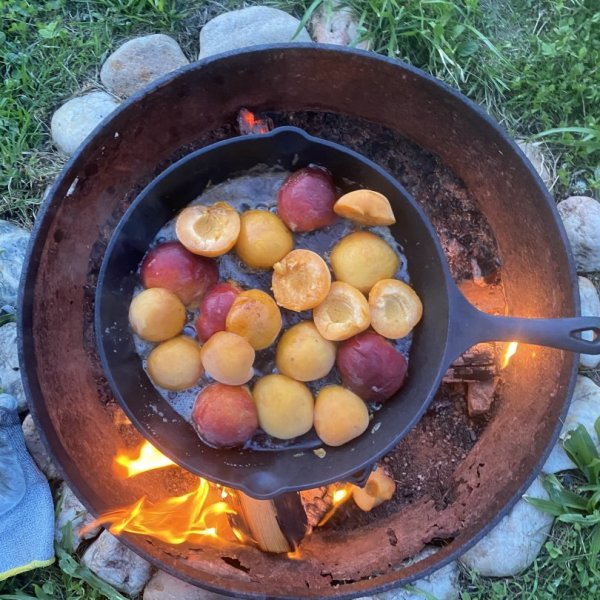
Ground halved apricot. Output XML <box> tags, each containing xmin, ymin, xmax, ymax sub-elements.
<box><xmin>314</xmin><ymin>385</ymin><xmax>369</xmax><ymax>447</ymax></box>
<box><xmin>330</xmin><ymin>231</ymin><xmax>399</xmax><ymax>293</ymax></box>
<box><xmin>368</xmin><ymin>279</ymin><xmax>423</xmax><ymax>339</ymax></box>
<box><xmin>313</xmin><ymin>282</ymin><xmax>370</xmax><ymax>341</ymax></box>
<box><xmin>333</xmin><ymin>189</ymin><xmax>396</xmax><ymax>226</ymax></box>
<box><xmin>147</xmin><ymin>336</ymin><xmax>204</xmax><ymax>391</ymax></box>
<box><xmin>352</xmin><ymin>466</ymin><xmax>396</xmax><ymax>511</ymax></box>
<box><xmin>200</xmin><ymin>331</ymin><xmax>255</xmax><ymax>386</ymax></box>
<box><xmin>235</xmin><ymin>210</ymin><xmax>293</xmax><ymax>269</ymax></box>
<box><xmin>175</xmin><ymin>202</ymin><xmax>240</xmax><ymax>257</ymax></box>
<box><xmin>129</xmin><ymin>287</ymin><xmax>186</xmax><ymax>342</ymax></box>
<box><xmin>253</xmin><ymin>374</ymin><xmax>314</xmax><ymax>439</ymax></box>
<box><xmin>226</xmin><ymin>289</ymin><xmax>282</xmax><ymax>350</ymax></box>
<box><xmin>276</xmin><ymin>321</ymin><xmax>336</xmax><ymax>381</ymax></box>
<box><xmin>272</xmin><ymin>249</ymin><xmax>331</xmax><ymax>311</ymax></box>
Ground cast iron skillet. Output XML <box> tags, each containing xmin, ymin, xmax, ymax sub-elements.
<box><xmin>96</xmin><ymin>127</ymin><xmax>600</xmax><ymax>499</ymax></box>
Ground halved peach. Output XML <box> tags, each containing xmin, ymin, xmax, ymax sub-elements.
<box><xmin>272</xmin><ymin>249</ymin><xmax>331</xmax><ymax>311</ymax></box>
<box><xmin>175</xmin><ymin>202</ymin><xmax>240</xmax><ymax>257</ymax></box>
<box><xmin>333</xmin><ymin>189</ymin><xmax>396</xmax><ymax>226</ymax></box>
<box><xmin>313</xmin><ymin>282</ymin><xmax>370</xmax><ymax>341</ymax></box>
<box><xmin>368</xmin><ymin>279</ymin><xmax>423</xmax><ymax>339</ymax></box>
<box><xmin>226</xmin><ymin>289</ymin><xmax>282</xmax><ymax>350</ymax></box>
<box><xmin>330</xmin><ymin>231</ymin><xmax>399</xmax><ymax>293</ymax></box>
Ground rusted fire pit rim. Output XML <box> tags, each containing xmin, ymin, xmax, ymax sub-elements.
<box><xmin>18</xmin><ymin>44</ymin><xmax>579</xmax><ymax>599</ymax></box>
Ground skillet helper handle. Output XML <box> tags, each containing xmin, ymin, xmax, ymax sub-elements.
<box><xmin>450</xmin><ymin>290</ymin><xmax>600</xmax><ymax>356</ymax></box>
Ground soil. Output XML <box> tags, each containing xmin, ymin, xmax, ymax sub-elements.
<box><xmin>83</xmin><ymin>110</ymin><xmax>504</xmax><ymax>533</ymax></box>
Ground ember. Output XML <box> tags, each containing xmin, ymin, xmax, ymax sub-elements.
<box><xmin>237</xmin><ymin>108</ymin><xmax>273</xmax><ymax>135</ymax></box>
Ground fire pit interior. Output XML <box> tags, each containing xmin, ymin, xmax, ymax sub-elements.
<box><xmin>19</xmin><ymin>46</ymin><xmax>577</xmax><ymax>598</ymax></box>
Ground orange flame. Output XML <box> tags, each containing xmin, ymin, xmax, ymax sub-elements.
<box><xmin>501</xmin><ymin>342</ymin><xmax>519</xmax><ymax>369</ymax></box>
<box><xmin>81</xmin><ymin>441</ymin><xmax>237</xmax><ymax>545</ymax></box>
<box><xmin>318</xmin><ymin>483</ymin><xmax>354</xmax><ymax>527</ymax></box>
<box><xmin>82</xmin><ymin>479</ymin><xmax>236</xmax><ymax>544</ymax></box>
<box><xmin>114</xmin><ymin>441</ymin><xmax>176</xmax><ymax>478</ymax></box>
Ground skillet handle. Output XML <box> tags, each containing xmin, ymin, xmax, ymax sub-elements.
<box><xmin>448</xmin><ymin>288</ymin><xmax>600</xmax><ymax>360</ymax></box>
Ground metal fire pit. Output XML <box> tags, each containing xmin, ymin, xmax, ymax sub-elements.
<box><xmin>19</xmin><ymin>45</ymin><xmax>577</xmax><ymax>598</ymax></box>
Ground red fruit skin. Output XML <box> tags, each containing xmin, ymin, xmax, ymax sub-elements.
<box><xmin>277</xmin><ymin>167</ymin><xmax>337</xmax><ymax>232</ymax></box>
<box><xmin>336</xmin><ymin>331</ymin><xmax>408</xmax><ymax>403</ymax></box>
<box><xmin>192</xmin><ymin>383</ymin><xmax>258</xmax><ymax>448</ymax></box>
<box><xmin>195</xmin><ymin>282</ymin><xmax>241</xmax><ymax>342</ymax></box>
<box><xmin>141</xmin><ymin>241</ymin><xmax>218</xmax><ymax>307</ymax></box>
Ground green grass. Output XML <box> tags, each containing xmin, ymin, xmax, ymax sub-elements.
<box><xmin>305</xmin><ymin>0</ymin><xmax>599</xmax><ymax>196</ymax></box>
<box><xmin>461</xmin><ymin>523</ymin><xmax>600</xmax><ymax>600</ymax></box>
<box><xmin>0</xmin><ymin>0</ymin><xmax>227</xmax><ymax>226</ymax></box>
<box><xmin>0</xmin><ymin>549</ymin><xmax>129</xmax><ymax>600</ymax></box>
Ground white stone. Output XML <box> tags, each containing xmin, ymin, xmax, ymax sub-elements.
<box><xmin>143</xmin><ymin>571</ymin><xmax>230</xmax><ymax>600</ymax></box>
<box><xmin>51</xmin><ymin>92</ymin><xmax>119</xmax><ymax>156</ymax></box>
<box><xmin>557</xmin><ymin>196</ymin><xmax>600</xmax><ymax>273</ymax></box>
<box><xmin>355</xmin><ymin>547</ymin><xmax>459</xmax><ymax>600</ymax></box>
<box><xmin>55</xmin><ymin>483</ymin><xmax>101</xmax><ymax>551</ymax></box>
<box><xmin>0</xmin><ymin>220</ymin><xmax>30</xmax><ymax>308</ymax></box>
<box><xmin>459</xmin><ymin>477</ymin><xmax>554</xmax><ymax>576</ymax></box>
<box><xmin>82</xmin><ymin>530</ymin><xmax>152</xmax><ymax>596</ymax></box>
<box><xmin>0</xmin><ymin>323</ymin><xmax>26</xmax><ymax>411</ymax></box>
<box><xmin>199</xmin><ymin>7</ymin><xmax>312</xmax><ymax>59</ymax></box>
<box><xmin>578</xmin><ymin>277</ymin><xmax>600</xmax><ymax>368</ymax></box>
<box><xmin>310</xmin><ymin>1</ymin><xmax>369</xmax><ymax>49</ymax></box>
<box><xmin>21</xmin><ymin>413</ymin><xmax>61</xmax><ymax>480</ymax></box>
<box><xmin>516</xmin><ymin>140</ymin><xmax>554</xmax><ymax>189</ymax></box>
<box><xmin>101</xmin><ymin>34</ymin><xmax>188</xmax><ymax>98</ymax></box>
<box><xmin>543</xmin><ymin>375</ymin><xmax>600</xmax><ymax>473</ymax></box>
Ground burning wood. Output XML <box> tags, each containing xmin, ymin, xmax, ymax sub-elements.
<box><xmin>81</xmin><ymin>441</ymin><xmax>359</xmax><ymax>554</ymax></box>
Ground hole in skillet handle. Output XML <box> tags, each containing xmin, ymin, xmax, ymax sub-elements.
<box><xmin>95</xmin><ymin>125</ymin><xmax>441</xmax><ymax>499</ymax></box>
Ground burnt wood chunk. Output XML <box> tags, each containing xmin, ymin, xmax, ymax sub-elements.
<box><xmin>467</xmin><ymin>378</ymin><xmax>499</xmax><ymax>416</ymax></box>
<box><xmin>444</xmin><ymin>343</ymin><xmax>498</xmax><ymax>383</ymax></box>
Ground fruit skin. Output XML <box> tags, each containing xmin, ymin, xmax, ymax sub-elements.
<box><xmin>200</xmin><ymin>331</ymin><xmax>255</xmax><ymax>386</ymax></box>
<box><xmin>192</xmin><ymin>383</ymin><xmax>258</xmax><ymax>448</ymax></box>
<box><xmin>333</xmin><ymin>189</ymin><xmax>396</xmax><ymax>226</ymax></box>
<box><xmin>352</xmin><ymin>466</ymin><xmax>396</xmax><ymax>511</ymax></box>
<box><xmin>276</xmin><ymin>321</ymin><xmax>336</xmax><ymax>382</ymax></box>
<box><xmin>140</xmin><ymin>241</ymin><xmax>218</xmax><ymax>307</ymax></box>
<box><xmin>271</xmin><ymin>249</ymin><xmax>332</xmax><ymax>311</ymax></box>
<box><xmin>226</xmin><ymin>289</ymin><xmax>282</xmax><ymax>350</ymax></box>
<box><xmin>235</xmin><ymin>210</ymin><xmax>294</xmax><ymax>269</ymax></box>
<box><xmin>314</xmin><ymin>385</ymin><xmax>369</xmax><ymax>447</ymax></box>
<box><xmin>336</xmin><ymin>331</ymin><xmax>408</xmax><ymax>403</ymax></box>
<box><xmin>147</xmin><ymin>335</ymin><xmax>204</xmax><ymax>391</ymax></box>
<box><xmin>195</xmin><ymin>282</ymin><xmax>241</xmax><ymax>342</ymax></box>
<box><xmin>330</xmin><ymin>231</ymin><xmax>399</xmax><ymax>293</ymax></box>
<box><xmin>129</xmin><ymin>287</ymin><xmax>186</xmax><ymax>342</ymax></box>
<box><xmin>369</xmin><ymin>278</ymin><xmax>423</xmax><ymax>339</ymax></box>
<box><xmin>252</xmin><ymin>374</ymin><xmax>314</xmax><ymax>439</ymax></box>
<box><xmin>176</xmin><ymin>201</ymin><xmax>240</xmax><ymax>257</ymax></box>
<box><xmin>313</xmin><ymin>281</ymin><xmax>371</xmax><ymax>341</ymax></box>
<box><xmin>277</xmin><ymin>167</ymin><xmax>337</xmax><ymax>232</ymax></box>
